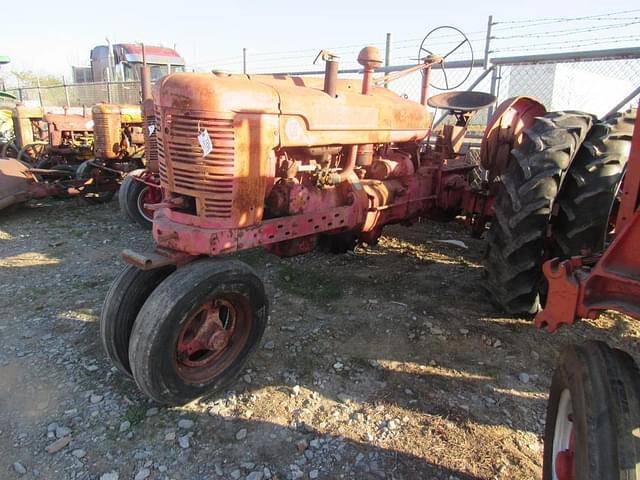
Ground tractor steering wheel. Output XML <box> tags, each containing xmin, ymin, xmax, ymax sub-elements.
<box><xmin>418</xmin><ymin>26</ymin><xmax>474</xmax><ymax>91</ymax></box>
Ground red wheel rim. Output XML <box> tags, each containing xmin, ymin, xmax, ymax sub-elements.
<box><xmin>555</xmin><ymin>422</ymin><xmax>575</xmax><ymax>480</ymax></box>
<box><xmin>174</xmin><ymin>295</ymin><xmax>252</xmax><ymax>384</ymax></box>
<box><xmin>136</xmin><ymin>185</ymin><xmax>159</xmax><ymax>222</ymax></box>
<box><xmin>553</xmin><ymin>390</ymin><xmax>576</xmax><ymax>480</ymax></box>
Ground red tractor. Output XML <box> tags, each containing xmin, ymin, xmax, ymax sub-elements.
<box><xmin>100</xmin><ymin>29</ymin><xmax>536</xmax><ymax>404</ymax></box>
<box><xmin>101</xmin><ymin>28</ymin><xmax>634</xmax><ymax>409</ymax></box>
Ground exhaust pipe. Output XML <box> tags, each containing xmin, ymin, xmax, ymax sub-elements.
<box><xmin>315</xmin><ymin>50</ymin><xmax>340</xmax><ymax>98</ymax></box>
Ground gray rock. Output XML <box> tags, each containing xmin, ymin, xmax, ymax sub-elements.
<box><xmin>263</xmin><ymin>341</ymin><xmax>275</xmax><ymax>350</ymax></box>
<box><xmin>119</xmin><ymin>421</ymin><xmax>130</xmax><ymax>433</ymax></box>
<box><xmin>230</xmin><ymin>469</ymin><xmax>242</xmax><ymax>479</ymax></box>
<box><xmin>178</xmin><ymin>419</ymin><xmax>194</xmax><ymax>429</ymax></box>
<box><xmin>236</xmin><ymin>428</ymin><xmax>247</xmax><ymax>440</ymax></box>
<box><xmin>99</xmin><ymin>473</ymin><xmax>119</xmax><ymax>480</ymax></box>
<box><xmin>178</xmin><ymin>435</ymin><xmax>190</xmax><ymax>449</ymax></box>
<box><xmin>164</xmin><ymin>431</ymin><xmax>176</xmax><ymax>441</ymax></box>
<box><xmin>90</xmin><ymin>394</ymin><xmax>103</xmax><ymax>404</ymax></box>
<box><xmin>519</xmin><ymin>373</ymin><xmax>530</xmax><ymax>384</ymax></box>
<box><xmin>13</xmin><ymin>462</ymin><xmax>27</xmax><ymax>475</ymax></box>
<box><xmin>71</xmin><ymin>449</ymin><xmax>86</xmax><ymax>459</ymax></box>
<box><xmin>146</xmin><ymin>407</ymin><xmax>159</xmax><ymax>417</ymax></box>
<box><xmin>309</xmin><ymin>470</ymin><xmax>319</xmax><ymax>479</ymax></box>
<box><xmin>55</xmin><ymin>426</ymin><xmax>71</xmax><ymax>439</ymax></box>
<box><xmin>134</xmin><ymin>468</ymin><xmax>150</xmax><ymax>480</ymax></box>
<box><xmin>246</xmin><ymin>472</ymin><xmax>264</xmax><ymax>480</ymax></box>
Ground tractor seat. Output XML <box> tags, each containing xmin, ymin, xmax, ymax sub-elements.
<box><xmin>427</xmin><ymin>91</ymin><xmax>496</xmax><ymax>112</ymax></box>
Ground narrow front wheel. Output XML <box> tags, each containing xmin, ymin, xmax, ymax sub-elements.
<box><xmin>128</xmin><ymin>259</ymin><xmax>268</xmax><ymax>405</ymax></box>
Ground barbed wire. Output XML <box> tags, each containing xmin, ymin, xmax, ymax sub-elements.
<box><xmin>492</xmin><ymin>35</ymin><xmax>640</xmax><ymax>54</ymax></box>
<box><xmin>492</xmin><ymin>8</ymin><xmax>640</xmax><ymax>25</ymax></box>
<box><xmin>492</xmin><ymin>20</ymin><xmax>640</xmax><ymax>40</ymax></box>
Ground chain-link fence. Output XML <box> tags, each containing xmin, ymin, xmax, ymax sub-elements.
<box><xmin>6</xmin><ymin>81</ymin><xmax>143</xmax><ymax>108</ymax></box>
<box><xmin>4</xmin><ymin>48</ymin><xmax>639</xmax><ymax>122</ymax></box>
<box><xmin>272</xmin><ymin>47</ymin><xmax>640</xmax><ymax>124</ymax></box>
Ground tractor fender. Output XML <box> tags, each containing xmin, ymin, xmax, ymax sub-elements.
<box><xmin>0</xmin><ymin>157</ymin><xmax>33</xmax><ymax>211</ymax></box>
<box><xmin>480</xmin><ymin>96</ymin><xmax>546</xmax><ymax>183</ymax></box>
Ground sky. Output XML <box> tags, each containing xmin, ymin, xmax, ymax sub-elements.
<box><xmin>2</xmin><ymin>0</ymin><xmax>639</xmax><ymax>81</ymax></box>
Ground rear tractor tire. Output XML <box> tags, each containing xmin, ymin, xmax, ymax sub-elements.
<box><xmin>128</xmin><ymin>259</ymin><xmax>268</xmax><ymax>405</ymax></box>
<box><xmin>483</xmin><ymin>111</ymin><xmax>594</xmax><ymax>315</ymax></box>
<box><xmin>118</xmin><ymin>169</ymin><xmax>158</xmax><ymax>230</ymax></box>
<box><xmin>554</xmin><ymin>108</ymin><xmax>636</xmax><ymax>256</ymax></box>
<box><xmin>543</xmin><ymin>341</ymin><xmax>640</xmax><ymax>480</ymax></box>
<box><xmin>100</xmin><ymin>264</ymin><xmax>175</xmax><ymax>377</ymax></box>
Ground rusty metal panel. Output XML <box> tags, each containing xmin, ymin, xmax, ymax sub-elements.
<box><xmin>92</xmin><ymin>104</ymin><xmax>121</xmax><ymax>159</ymax></box>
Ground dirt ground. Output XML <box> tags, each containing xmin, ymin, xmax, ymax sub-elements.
<box><xmin>1</xmin><ymin>198</ymin><xmax>639</xmax><ymax>480</ymax></box>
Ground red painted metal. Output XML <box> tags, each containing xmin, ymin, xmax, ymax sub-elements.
<box><xmin>176</xmin><ymin>300</ymin><xmax>236</xmax><ymax>367</ymax></box>
<box><xmin>555</xmin><ymin>426</ymin><xmax>576</xmax><ymax>480</ymax></box>
<box><xmin>117</xmin><ymin>46</ymin><xmax>504</xmax><ymax>268</ymax></box>
<box><xmin>536</xmin><ymin>100</ymin><xmax>640</xmax><ymax>332</ymax></box>
<box><xmin>173</xmin><ymin>296</ymin><xmax>252</xmax><ymax>383</ymax></box>
<box><xmin>480</xmin><ymin>96</ymin><xmax>546</xmax><ymax>184</ymax></box>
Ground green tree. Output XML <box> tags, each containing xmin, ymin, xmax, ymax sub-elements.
<box><xmin>11</xmin><ymin>70</ymin><xmax>63</xmax><ymax>87</ymax></box>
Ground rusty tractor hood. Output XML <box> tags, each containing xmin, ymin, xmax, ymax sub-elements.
<box><xmin>155</xmin><ymin>72</ymin><xmax>431</xmax><ymax>147</ymax></box>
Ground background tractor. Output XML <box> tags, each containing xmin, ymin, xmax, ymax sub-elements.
<box><xmin>0</xmin><ymin>102</ymin><xmax>149</xmax><ymax>209</ymax></box>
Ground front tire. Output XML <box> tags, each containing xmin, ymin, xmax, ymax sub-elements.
<box><xmin>543</xmin><ymin>341</ymin><xmax>640</xmax><ymax>480</ymax></box>
<box><xmin>129</xmin><ymin>259</ymin><xmax>268</xmax><ymax>405</ymax></box>
<box><xmin>100</xmin><ymin>264</ymin><xmax>175</xmax><ymax>377</ymax></box>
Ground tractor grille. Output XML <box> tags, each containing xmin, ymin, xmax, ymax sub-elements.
<box><xmin>157</xmin><ymin>109</ymin><xmax>235</xmax><ymax>218</ymax></box>
<box><xmin>144</xmin><ymin>112</ymin><xmax>159</xmax><ymax>171</ymax></box>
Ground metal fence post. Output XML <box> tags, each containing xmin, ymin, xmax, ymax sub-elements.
<box><xmin>106</xmin><ymin>81</ymin><xmax>112</xmax><ymax>103</ymax></box>
<box><xmin>63</xmin><ymin>76</ymin><xmax>70</xmax><ymax>107</ymax></box>
<box><xmin>36</xmin><ymin>76</ymin><xmax>43</xmax><ymax>109</ymax></box>
<box><xmin>384</xmin><ymin>33</ymin><xmax>391</xmax><ymax>88</ymax></box>
<box><xmin>487</xmin><ymin>65</ymin><xmax>500</xmax><ymax>120</ymax></box>
<box><xmin>243</xmin><ymin>48</ymin><xmax>247</xmax><ymax>74</ymax></box>
<box><xmin>484</xmin><ymin>15</ymin><xmax>493</xmax><ymax>70</ymax></box>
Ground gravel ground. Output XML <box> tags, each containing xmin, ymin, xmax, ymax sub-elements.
<box><xmin>1</xmin><ymin>198</ymin><xmax>639</xmax><ymax>480</ymax></box>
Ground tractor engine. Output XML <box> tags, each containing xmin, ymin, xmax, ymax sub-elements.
<box><xmin>152</xmin><ymin>47</ymin><xmax>474</xmax><ymax>257</ymax></box>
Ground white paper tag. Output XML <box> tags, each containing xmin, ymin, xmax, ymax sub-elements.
<box><xmin>198</xmin><ymin>129</ymin><xmax>213</xmax><ymax>157</ymax></box>
<box><xmin>147</xmin><ymin>124</ymin><xmax>155</xmax><ymax>136</ymax></box>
